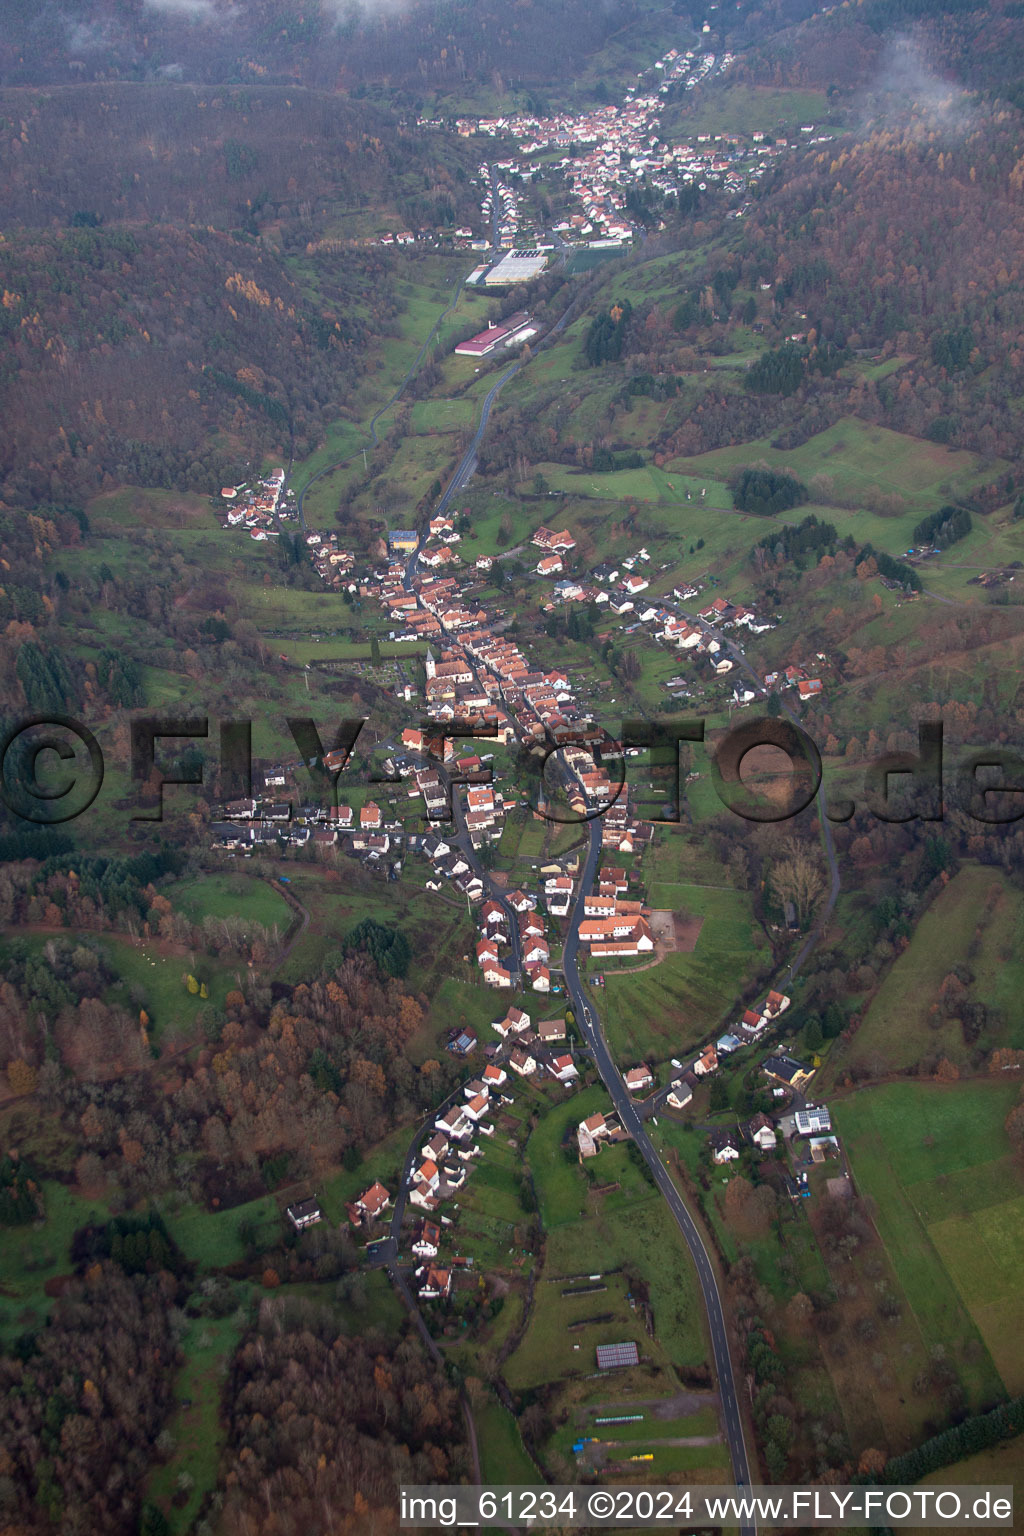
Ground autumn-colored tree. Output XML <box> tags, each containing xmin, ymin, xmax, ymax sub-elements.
<box><xmin>75</xmin><ymin>1151</ymin><xmax>106</xmax><ymax>1194</ymax></box>
<box><xmin>80</xmin><ymin>1102</ymin><xmax>104</xmax><ymax>1141</ymax></box>
<box><xmin>6</xmin><ymin>1059</ymin><xmax>36</xmax><ymax>1096</ymax></box>
<box><xmin>939</xmin><ymin>973</ymin><xmax>969</xmax><ymax>1019</ymax></box>
<box><xmin>1004</xmin><ymin>1101</ymin><xmax>1024</xmax><ymax>1158</ymax></box>
<box><xmin>770</xmin><ymin>838</ymin><xmax>827</xmax><ymax>925</ymax></box>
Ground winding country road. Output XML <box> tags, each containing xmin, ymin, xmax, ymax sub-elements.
<box><xmin>561</xmin><ymin>815</ymin><xmax>757</xmax><ymax>1532</ymax></box>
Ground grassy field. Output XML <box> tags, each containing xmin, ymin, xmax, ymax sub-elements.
<box><xmin>919</xmin><ymin>1432</ymin><xmax>1024</xmax><ymax>1522</ymax></box>
<box><xmin>474</xmin><ymin>1393</ymin><xmax>539</xmax><ymax>1482</ymax></box>
<box><xmin>174</xmin><ymin>872</ymin><xmax>290</xmax><ymax>932</ymax></box>
<box><xmin>145</xmin><ymin>1302</ymin><xmax>251</xmax><ymax>1533</ymax></box>
<box><xmin>410</xmin><ymin>398</ymin><xmax>476</xmax><ymax>434</ymax></box>
<box><xmin>0</xmin><ymin>1180</ymin><xmax>109</xmax><ymax>1342</ymax></box>
<box><xmin>832</xmin><ymin>867</ymin><xmax>1024</xmax><ymax>1076</ymax></box>
<box><xmin>501</xmin><ymin>1089</ymin><xmax>709</xmax><ymax>1403</ymax></box>
<box><xmin>835</xmin><ymin>1079</ymin><xmax>1021</xmax><ymax>1398</ymax></box>
<box><xmin>595</xmin><ymin>884</ymin><xmax>768</xmax><ymax>1063</ymax></box>
<box><xmin>0</xmin><ymin>929</ymin><xmax>239</xmax><ymax>1046</ymax></box>
<box><xmin>663</xmin><ymin>83</ymin><xmax>830</xmax><ymax>137</ymax></box>
<box><xmin>670</xmin><ymin>416</ymin><xmax>1009</xmax><ymax>525</ymax></box>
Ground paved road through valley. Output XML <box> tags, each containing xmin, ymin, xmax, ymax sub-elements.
<box><xmin>561</xmin><ymin>813</ymin><xmax>756</xmax><ymax>1534</ymax></box>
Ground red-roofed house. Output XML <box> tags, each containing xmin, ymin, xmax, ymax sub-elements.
<box><xmin>354</xmin><ymin>1181</ymin><xmax>391</xmax><ymax>1221</ymax></box>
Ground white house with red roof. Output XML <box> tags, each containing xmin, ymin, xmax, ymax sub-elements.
<box><xmin>353</xmin><ymin>1181</ymin><xmax>391</xmax><ymax>1221</ymax></box>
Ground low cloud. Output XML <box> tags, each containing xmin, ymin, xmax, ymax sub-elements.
<box><xmin>65</xmin><ymin>19</ymin><xmax>117</xmax><ymax>54</ymax></box>
<box><xmin>861</xmin><ymin>33</ymin><xmax>978</xmax><ymax>139</ymax></box>
<box><xmin>141</xmin><ymin>0</ymin><xmax>228</xmax><ymax>19</ymax></box>
<box><xmin>321</xmin><ymin>0</ymin><xmax>418</xmax><ymax>20</ymax></box>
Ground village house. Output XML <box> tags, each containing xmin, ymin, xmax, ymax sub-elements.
<box><xmin>693</xmin><ymin>1045</ymin><xmax>719</xmax><ymax>1077</ymax></box>
<box><xmin>464</xmin><ymin>1092</ymin><xmax>491</xmax><ymax>1123</ymax></box>
<box><xmin>476</xmin><ymin>936</ymin><xmax>500</xmax><ymax>967</ymax></box>
<box><xmin>415</xmin><ymin>1264</ymin><xmax>452</xmax><ymax>1300</ymax></box>
<box><xmin>441</xmin><ymin>1162</ymin><xmax>466</xmax><ymax>1191</ymax></box>
<box><xmin>582</xmin><ymin>1111</ymin><xmax>614</xmax><ymax>1140</ymax></box>
<box><xmin>493</xmin><ymin>1006</ymin><xmax>530</xmax><ymax>1038</ymax></box>
<box><xmin>623</xmin><ymin>1065</ymin><xmax>654</xmax><ymax>1093</ymax></box>
<box><xmin>709</xmin><ymin>1128</ymin><xmax>741</xmax><ymax>1164</ymax></box>
<box><xmin>509</xmin><ymin>1046</ymin><xmax>537</xmax><ymax>1077</ymax></box>
<box><xmin>412</xmin><ymin>1220</ymin><xmax>442</xmax><ymax>1259</ymax></box>
<box><xmin>412</xmin><ymin>1157</ymin><xmax>441</xmax><ymax>1193</ymax></box>
<box><xmin>532</xmin><ymin>526</ymin><xmax>577</xmax><ymax>553</ymax></box>
<box><xmin>744</xmin><ymin>1113</ymin><xmax>778</xmax><ymax>1154</ymax></box>
<box><xmin>435</xmin><ymin>1105</ymin><xmax>471</xmax><ymax>1140</ymax></box>
<box><xmin>762</xmin><ymin>1054</ymin><xmax>814</xmax><ymax>1091</ymax></box>
<box><xmin>352</xmin><ymin>1181</ymin><xmax>391</xmax><ymax>1222</ymax></box>
<box><xmin>523</xmin><ymin>937</ymin><xmax>550</xmax><ymax>967</ymax></box>
<box><xmin>794</xmin><ymin>1104</ymin><xmax>832</xmax><ymax>1136</ymax></box>
<box><xmin>286</xmin><ymin>1197</ymin><xmax>322</xmax><ymax>1231</ymax></box>
<box><xmin>667</xmin><ymin>1077</ymin><xmax>693</xmax><ymax>1110</ymax></box>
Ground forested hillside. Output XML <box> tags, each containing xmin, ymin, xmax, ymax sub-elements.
<box><xmin>0</xmin><ymin>85</ymin><xmax>475</xmax><ymax>230</ymax></box>
<box><xmin>1</xmin><ymin>0</ymin><xmax>665</xmax><ymax>94</ymax></box>
<box><xmin>0</xmin><ymin>225</ymin><xmax>409</xmax><ymax>503</ymax></box>
<box><xmin>219</xmin><ymin>1302</ymin><xmax>468</xmax><ymax>1536</ymax></box>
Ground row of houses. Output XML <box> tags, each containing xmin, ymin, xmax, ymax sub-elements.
<box><xmin>218</xmin><ymin>469</ymin><xmax>292</xmax><ymax>540</ymax></box>
<box><xmin>661</xmin><ymin>992</ymin><xmax>795</xmax><ymax>1106</ymax></box>
<box><xmin>707</xmin><ymin>1102</ymin><xmax>836</xmax><ymax>1189</ymax></box>
<box><xmin>489</xmin><ymin>1006</ymin><xmax>578</xmax><ymax>1084</ymax></box>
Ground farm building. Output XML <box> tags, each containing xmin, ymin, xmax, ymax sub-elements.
<box><xmin>596</xmin><ymin>1341</ymin><xmax>639</xmax><ymax>1370</ymax></box>
<box><xmin>454</xmin><ymin>311</ymin><xmax>534</xmax><ymax>356</ymax></box>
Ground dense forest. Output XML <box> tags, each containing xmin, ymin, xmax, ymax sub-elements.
<box><xmin>218</xmin><ymin>1299</ymin><xmax>468</xmax><ymax>1536</ymax></box>
<box><xmin>0</xmin><ymin>82</ymin><xmax>480</xmax><ymax>504</ymax></box>
<box><xmin>0</xmin><ymin>85</ymin><xmax>476</xmax><ymax>230</ymax></box>
<box><xmin>1</xmin><ymin>938</ymin><xmax>460</xmax><ymax>1207</ymax></box>
<box><xmin>0</xmin><ymin>1265</ymin><xmax>178</xmax><ymax>1534</ymax></box>
<box><xmin>0</xmin><ymin>0</ymin><xmax>662</xmax><ymax>95</ymax></box>
<box><xmin>0</xmin><ymin>224</ymin><xmax>405</xmax><ymax>503</ymax></box>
